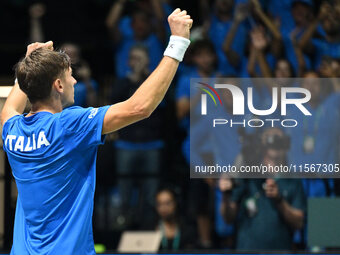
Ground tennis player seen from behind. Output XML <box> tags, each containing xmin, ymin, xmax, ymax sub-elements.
<box><xmin>1</xmin><ymin>8</ymin><xmax>192</xmax><ymax>255</ymax></box>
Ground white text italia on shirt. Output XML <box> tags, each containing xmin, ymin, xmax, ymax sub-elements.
<box><xmin>5</xmin><ymin>131</ymin><xmax>50</xmax><ymax>152</ymax></box>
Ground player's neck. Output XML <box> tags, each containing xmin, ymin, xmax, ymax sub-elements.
<box><xmin>28</xmin><ymin>98</ymin><xmax>63</xmax><ymax>116</ymax></box>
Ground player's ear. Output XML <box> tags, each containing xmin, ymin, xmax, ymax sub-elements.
<box><xmin>52</xmin><ymin>78</ymin><xmax>64</xmax><ymax>93</ymax></box>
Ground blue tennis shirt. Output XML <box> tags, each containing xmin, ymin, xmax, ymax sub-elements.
<box><xmin>2</xmin><ymin>105</ymin><xmax>110</xmax><ymax>255</ymax></box>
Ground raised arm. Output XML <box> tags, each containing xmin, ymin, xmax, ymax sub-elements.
<box><xmin>291</xmin><ymin>28</ymin><xmax>306</xmax><ymax>77</ymax></box>
<box><xmin>222</xmin><ymin>3</ymin><xmax>248</xmax><ymax>68</ymax></box>
<box><xmin>248</xmin><ymin>27</ymin><xmax>272</xmax><ymax>78</ymax></box>
<box><xmin>0</xmin><ymin>41</ymin><xmax>53</xmax><ymax>125</ymax></box>
<box><xmin>298</xmin><ymin>2</ymin><xmax>329</xmax><ymax>50</ymax></box>
<box><xmin>251</xmin><ymin>0</ymin><xmax>282</xmax><ymax>57</ymax></box>
<box><xmin>102</xmin><ymin>8</ymin><xmax>192</xmax><ymax>134</ymax></box>
<box><xmin>150</xmin><ymin>0</ymin><xmax>167</xmax><ymax>43</ymax></box>
<box><xmin>29</xmin><ymin>3</ymin><xmax>46</xmax><ymax>43</ymax></box>
<box><xmin>105</xmin><ymin>0</ymin><xmax>126</xmax><ymax>43</ymax></box>
<box><xmin>251</xmin><ymin>0</ymin><xmax>281</xmax><ymax>40</ymax></box>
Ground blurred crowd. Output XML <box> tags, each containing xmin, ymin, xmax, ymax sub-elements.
<box><xmin>2</xmin><ymin>0</ymin><xmax>340</xmax><ymax>252</ymax></box>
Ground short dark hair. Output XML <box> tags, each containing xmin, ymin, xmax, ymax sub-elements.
<box><xmin>15</xmin><ymin>48</ymin><xmax>71</xmax><ymax>103</ymax></box>
<box><xmin>190</xmin><ymin>39</ymin><xmax>216</xmax><ymax>56</ymax></box>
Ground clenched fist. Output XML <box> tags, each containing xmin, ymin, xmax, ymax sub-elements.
<box><xmin>168</xmin><ymin>8</ymin><xmax>193</xmax><ymax>40</ymax></box>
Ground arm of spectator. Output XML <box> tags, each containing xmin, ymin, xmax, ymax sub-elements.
<box><xmin>200</xmin><ymin>0</ymin><xmax>211</xmax><ymax>37</ymax></box>
<box><xmin>29</xmin><ymin>3</ymin><xmax>45</xmax><ymax>43</ymax></box>
<box><xmin>247</xmin><ymin>46</ymin><xmax>258</xmax><ymax>77</ymax></box>
<box><xmin>291</xmin><ymin>28</ymin><xmax>306</xmax><ymax>77</ymax></box>
<box><xmin>222</xmin><ymin>4</ymin><xmax>248</xmax><ymax>68</ymax></box>
<box><xmin>219</xmin><ymin>178</ymin><xmax>238</xmax><ymax>224</ymax></box>
<box><xmin>297</xmin><ymin>20</ymin><xmax>318</xmax><ymax>53</ymax></box>
<box><xmin>176</xmin><ymin>97</ymin><xmax>190</xmax><ymax>120</ymax></box>
<box><xmin>150</xmin><ymin>0</ymin><xmax>167</xmax><ymax>43</ymax></box>
<box><xmin>106</xmin><ymin>0</ymin><xmax>127</xmax><ymax>43</ymax></box>
<box><xmin>251</xmin><ymin>0</ymin><xmax>282</xmax><ymax>57</ymax></box>
<box><xmin>248</xmin><ymin>27</ymin><xmax>272</xmax><ymax>77</ymax></box>
<box><xmin>102</xmin><ymin>9</ymin><xmax>192</xmax><ymax>134</ymax></box>
<box><xmin>199</xmin><ymin>0</ymin><xmax>210</xmax><ymax>22</ymax></box>
<box><xmin>1</xmin><ymin>41</ymin><xmax>53</xmax><ymax>125</ymax></box>
<box><xmin>257</xmin><ymin>51</ymin><xmax>272</xmax><ymax>78</ymax></box>
<box><xmin>298</xmin><ymin>2</ymin><xmax>330</xmax><ymax>52</ymax></box>
<box><xmin>252</xmin><ymin>0</ymin><xmax>281</xmax><ymax>40</ymax></box>
<box><xmin>265</xmin><ymin>179</ymin><xmax>304</xmax><ymax>230</ymax></box>
<box><xmin>151</xmin><ymin>0</ymin><xmax>166</xmax><ymax>21</ymax></box>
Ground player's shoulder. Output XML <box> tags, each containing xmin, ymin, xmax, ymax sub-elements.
<box><xmin>3</xmin><ymin>114</ymin><xmax>21</xmax><ymax>126</ymax></box>
<box><xmin>60</xmin><ymin>105</ymin><xmax>110</xmax><ymax>124</ymax></box>
<box><xmin>59</xmin><ymin>106</ymin><xmax>96</xmax><ymax>120</ymax></box>
<box><xmin>2</xmin><ymin>114</ymin><xmax>21</xmax><ymax>136</ymax></box>
<box><xmin>60</xmin><ymin>106</ymin><xmax>86</xmax><ymax>114</ymax></box>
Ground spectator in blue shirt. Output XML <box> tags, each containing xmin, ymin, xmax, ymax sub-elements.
<box><xmin>176</xmin><ymin>39</ymin><xmax>219</xmax><ymax>161</ymax></box>
<box><xmin>202</xmin><ymin>0</ymin><xmax>248</xmax><ymax>75</ymax></box>
<box><xmin>106</xmin><ymin>0</ymin><xmax>165</xmax><ymax>78</ymax></box>
<box><xmin>267</xmin><ymin>0</ymin><xmax>296</xmax><ymax>34</ymax></box>
<box><xmin>298</xmin><ymin>1</ymin><xmax>340</xmax><ymax>69</ymax></box>
<box><xmin>280</xmin><ymin>0</ymin><xmax>315</xmax><ymax>75</ymax></box>
<box><xmin>176</xmin><ymin>39</ymin><xmax>219</xmax><ymax>248</ymax></box>
<box><xmin>111</xmin><ymin>45</ymin><xmax>167</xmax><ymax>227</ymax></box>
<box><xmin>240</xmin><ymin>25</ymin><xmax>277</xmax><ymax>78</ymax></box>
<box><xmin>285</xmin><ymin>72</ymin><xmax>340</xmax><ymax>199</ymax></box>
<box><xmin>286</xmin><ymin>72</ymin><xmax>340</xmax><ymax>166</ymax></box>
<box><xmin>285</xmin><ymin>72</ymin><xmax>340</xmax><ymax>245</ymax></box>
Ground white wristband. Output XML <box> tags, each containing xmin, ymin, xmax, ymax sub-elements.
<box><xmin>163</xmin><ymin>35</ymin><xmax>191</xmax><ymax>62</ymax></box>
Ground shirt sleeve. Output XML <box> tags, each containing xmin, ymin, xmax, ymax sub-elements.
<box><xmin>60</xmin><ymin>106</ymin><xmax>110</xmax><ymax>149</ymax></box>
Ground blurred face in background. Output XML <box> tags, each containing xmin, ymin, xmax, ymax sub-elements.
<box><xmin>193</xmin><ymin>48</ymin><xmax>216</xmax><ymax>74</ymax></box>
<box><xmin>321</xmin><ymin>11</ymin><xmax>340</xmax><ymax>36</ymax></box>
<box><xmin>128</xmin><ymin>47</ymin><xmax>149</xmax><ymax>73</ymax></box>
<box><xmin>215</xmin><ymin>0</ymin><xmax>234</xmax><ymax>16</ymax></box>
<box><xmin>275</xmin><ymin>60</ymin><xmax>293</xmax><ymax>79</ymax></box>
<box><xmin>319</xmin><ymin>57</ymin><xmax>340</xmax><ymax>77</ymax></box>
<box><xmin>291</xmin><ymin>2</ymin><xmax>313</xmax><ymax>27</ymax></box>
<box><xmin>132</xmin><ymin>12</ymin><xmax>151</xmax><ymax>40</ymax></box>
<box><xmin>156</xmin><ymin>191</ymin><xmax>177</xmax><ymax>222</ymax></box>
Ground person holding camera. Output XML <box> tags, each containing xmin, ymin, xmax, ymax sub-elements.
<box><xmin>218</xmin><ymin>128</ymin><xmax>306</xmax><ymax>250</ymax></box>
